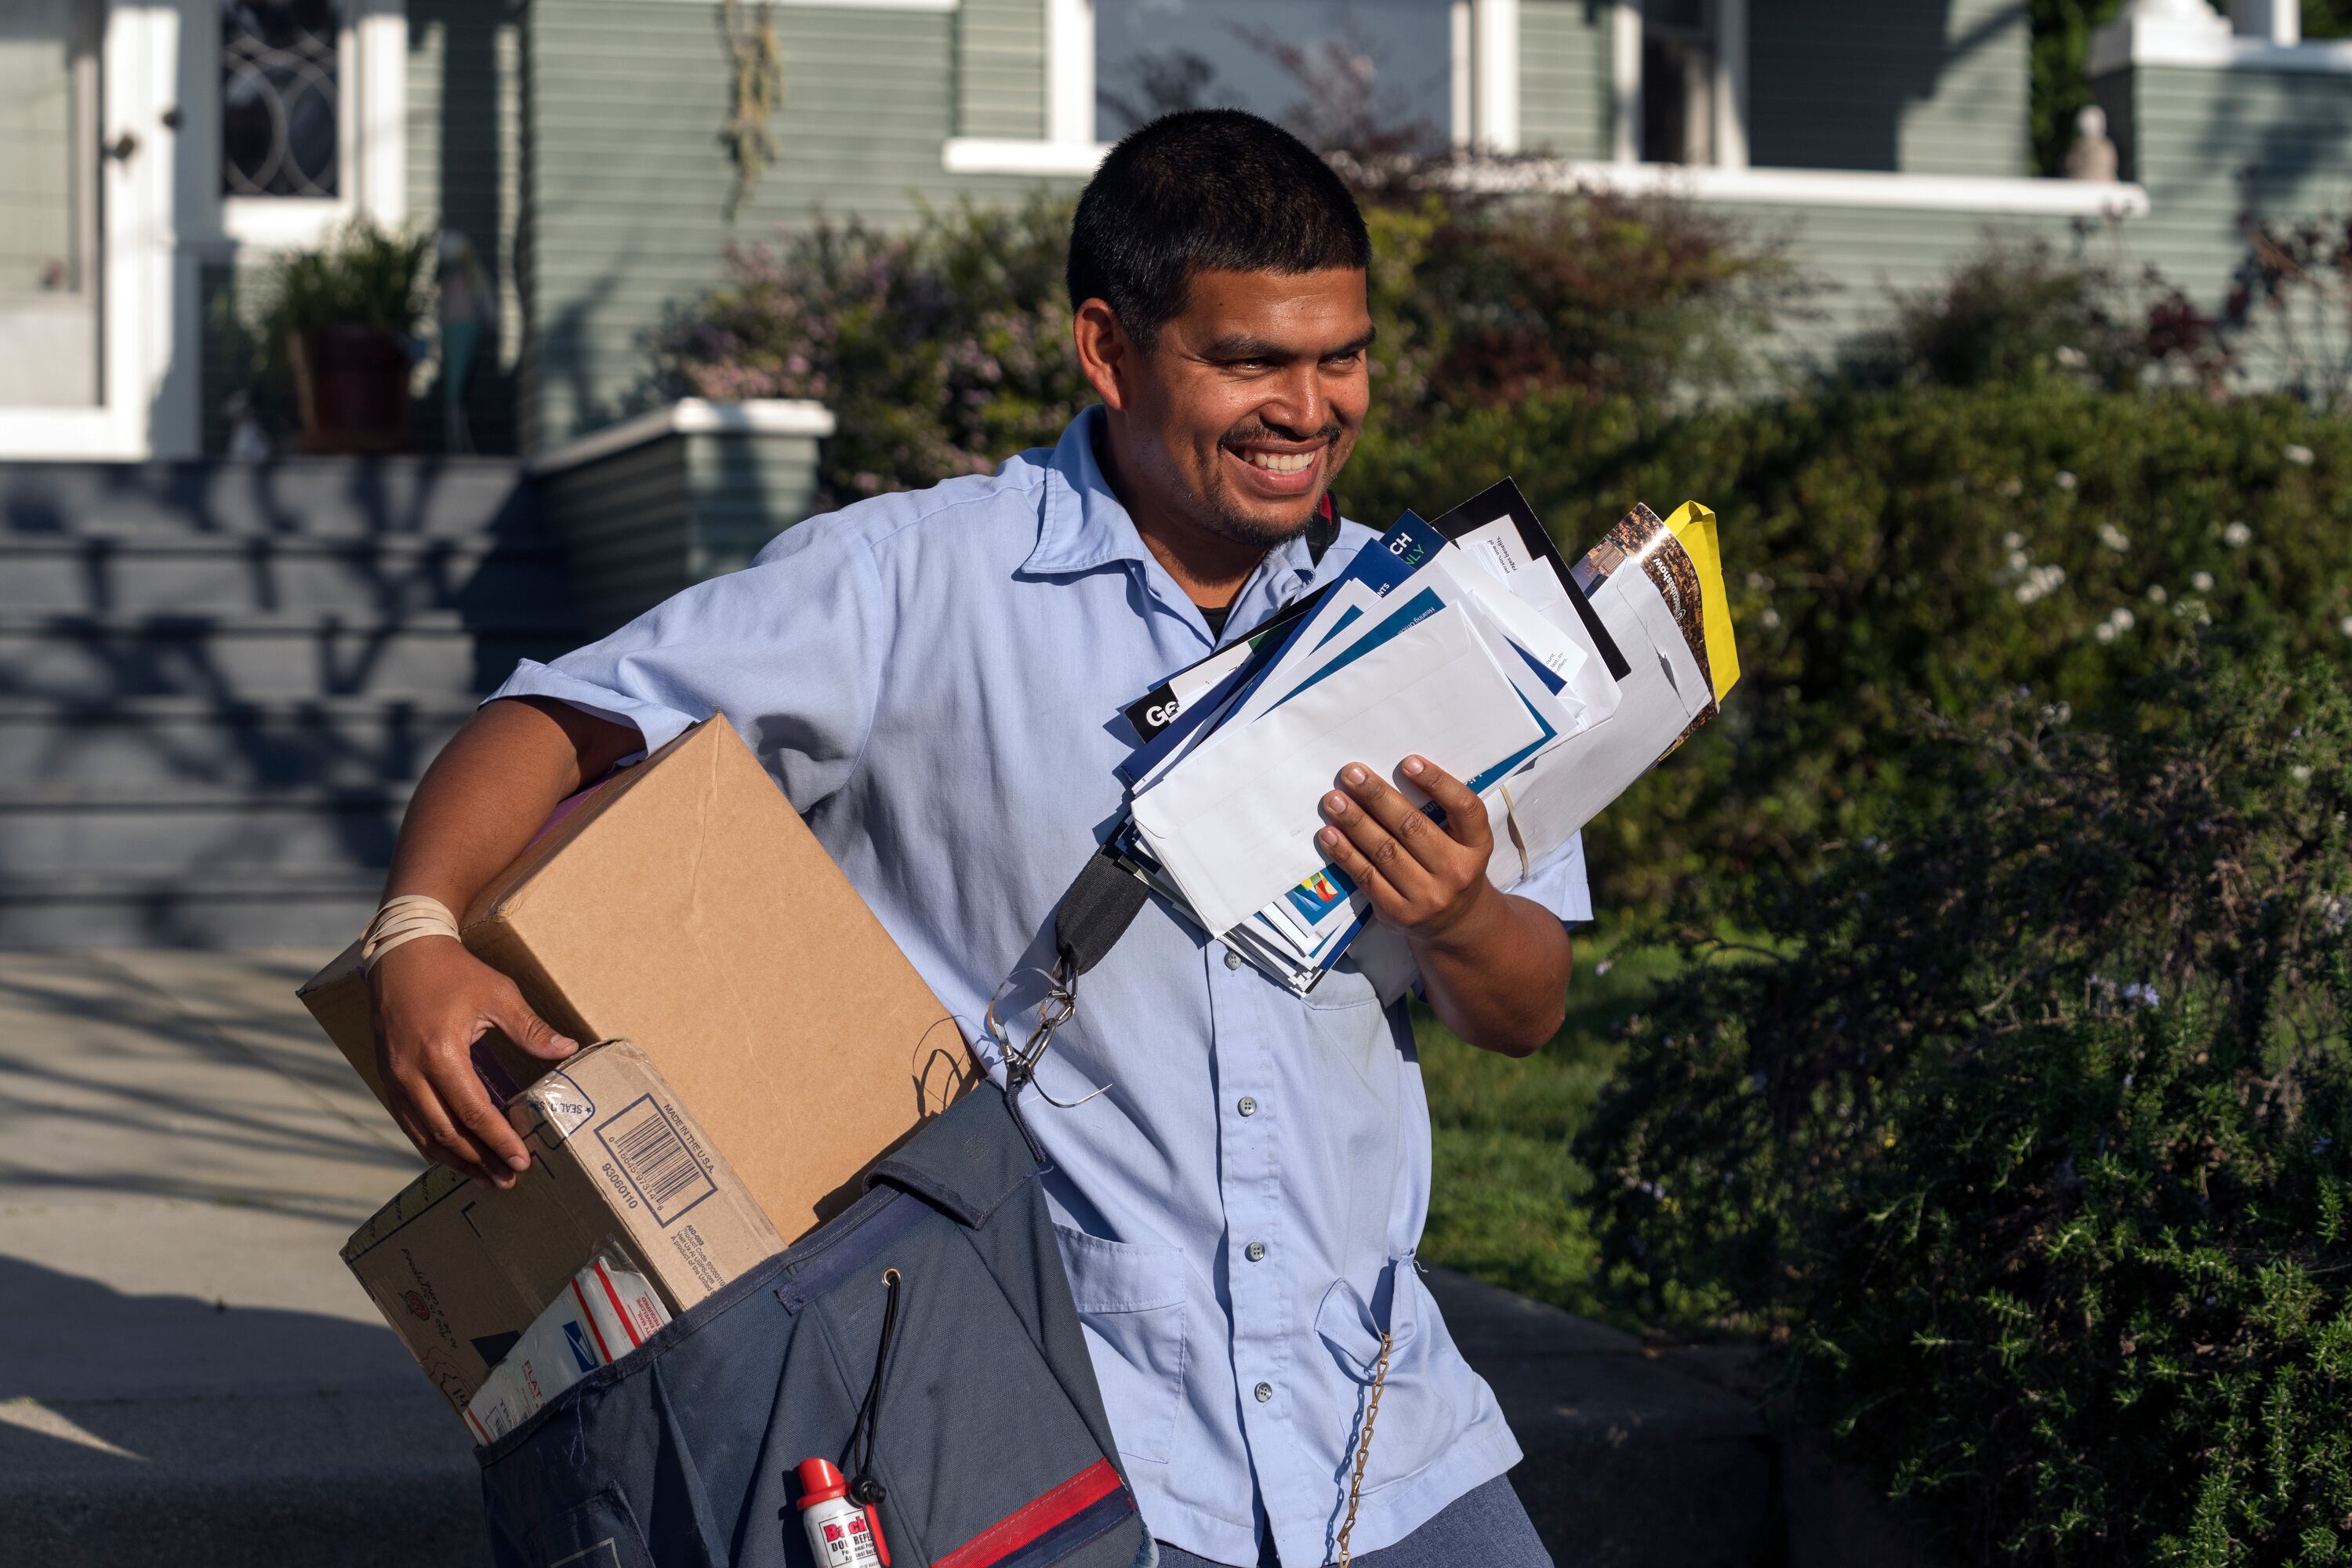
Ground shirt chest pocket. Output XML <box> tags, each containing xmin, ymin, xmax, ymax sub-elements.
<box><xmin>1053</xmin><ymin>1225</ymin><xmax>1189</xmax><ymax>1467</ymax></box>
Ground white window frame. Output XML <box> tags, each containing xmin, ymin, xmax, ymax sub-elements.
<box><xmin>198</xmin><ymin>0</ymin><xmax>406</xmax><ymax>252</ymax></box>
<box><xmin>949</xmin><ymin>0</ymin><xmax>1500</xmax><ymax>172</ymax></box>
<box><xmin>1610</xmin><ymin>0</ymin><xmax>1745</xmax><ymax>169</ymax></box>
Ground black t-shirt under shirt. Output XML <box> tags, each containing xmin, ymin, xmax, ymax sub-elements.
<box><xmin>1199</xmin><ymin>601</ymin><xmax>1234</xmax><ymax>641</ymax></box>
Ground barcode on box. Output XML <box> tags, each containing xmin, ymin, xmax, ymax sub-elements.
<box><xmin>593</xmin><ymin>1096</ymin><xmax>716</xmax><ymax>1227</ymax></box>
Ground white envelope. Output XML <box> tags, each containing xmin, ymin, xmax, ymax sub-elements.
<box><xmin>1132</xmin><ymin>602</ymin><xmax>1545</xmax><ymax>939</ymax></box>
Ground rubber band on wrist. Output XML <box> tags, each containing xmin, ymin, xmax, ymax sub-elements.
<box><xmin>361</xmin><ymin>894</ymin><xmax>463</xmax><ymax>971</ymax></box>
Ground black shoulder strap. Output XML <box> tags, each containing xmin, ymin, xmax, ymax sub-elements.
<box><xmin>1054</xmin><ymin>845</ymin><xmax>1152</xmax><ymax>978</ymax></box>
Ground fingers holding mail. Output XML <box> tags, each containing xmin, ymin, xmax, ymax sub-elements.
<box><xmin>1320</xmin><ymin>760</ymin><xmax>1491</xmax><ymax>938</ymax></box>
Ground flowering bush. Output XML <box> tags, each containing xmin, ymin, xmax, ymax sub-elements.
<box><xmin>648</xmin><ymin>198</ymin><xmax>1090</xmax><ymax>503</ymax></box>
<box><xmin>1579</xmin><ymin>651</ymin><xmax>2352</xmax><ymax>1565</ymax></box>
<box><xmin>648</xmin><ymin>186</ymin><xmax>1789</xmax><ymax>507</ymax></box>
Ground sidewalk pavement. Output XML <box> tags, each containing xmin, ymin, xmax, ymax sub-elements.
<box><xmin>0</xmin><ymin>951</ymin><xmax>1916</xmax><ymax>1568</ymax></box>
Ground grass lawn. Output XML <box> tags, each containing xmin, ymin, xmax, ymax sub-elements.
<box><xmin>1414</xmin><ymin>915</ymin><xmax>1679</xmax><ymax>1324</ymax></box>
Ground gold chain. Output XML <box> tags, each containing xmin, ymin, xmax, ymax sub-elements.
<box><xmin>1333</xmin><ymin>1330</ymin><xmax>1393</xmax><ymax>1568</ymax></box>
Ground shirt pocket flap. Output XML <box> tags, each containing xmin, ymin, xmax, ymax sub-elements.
<box><xmin>1313</xmin><ymin>1257</ymin><xmax>1425</xmax><ymax>1384</ymax></box>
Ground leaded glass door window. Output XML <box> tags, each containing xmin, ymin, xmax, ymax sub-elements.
<box><xmin>222</xmin><ymin>0</ymin><xmax>340</xmax><ymax>198</ymax></box>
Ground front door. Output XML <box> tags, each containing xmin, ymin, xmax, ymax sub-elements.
<box><xmin>0</xmin><ymin>0</ymin><xmax>188</xmax><ymax>459</ymax></box>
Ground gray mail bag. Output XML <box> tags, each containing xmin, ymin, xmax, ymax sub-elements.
<box><xmin>474</xmin><ymin>1081</ymin><xmax>1145</xmax><ymax>1568</ymax></box>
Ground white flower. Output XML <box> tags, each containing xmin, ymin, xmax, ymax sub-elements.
<box><xmin>2339</xmin><ymin>614</ymin><xmax>2352</xmax><ymax>638</ymax></box>
<box><xmin>2055</xmin><ymin>345</ymin><xmax>2089</xmax><ymax>369</ymax></box>
<box><xmin>1594</xmin><ymin>958</ymin><xmax>1614</xmax><ymax>976</ymax></box>
<box><xmin>2192</xmin><ymin>570</ymin><xmax>2215</xmax><ymax>592</ymax></box>
<box><xmin>1759</xmin><ymin>607</ymin><xmax>1782</xmax><ymax>630</ymax></box>
<box><xmin>2110</xmin><ymin>607</ymin><xmax>2136</xmax><ymax>632</ymax></box>
<box><xmin>2099</xmin><ymin>522</ymin><xmax>2132</xmax><ymax>552</ymax></box>
<box><xmin>2014</xmin><ymin>564</ymin><xmax>2068</xmax><ymax>604</ymax></box>
<box><xmin>2292</xmin><ymin>764</ymin><xmax>2314</xmax><ymax>782</ymax></box>
<box><xmin>2096</xmin><ymin>621</ymin><xmax>2117</xmax><ymax>643</ymax></box>
<box><xmin>2223</xmin><ymin>521</ymin><xmax>2253</xmax><ymax>547</ymax></box>
<box><xmin>2009</xmin><ymin>549</ymin><xmax>2031</xmax><ymax>572</ymax></box>
<box><xmin>2285</xmin><ymin>443</ymin><xmax>2316</xmax><ymax>466</ymax></box>
<box><xmin>2147</xmin><ymin>585</ymin><xmax>2169</xmax><ymax>605</ymax></box>
<box><xmin>2055</xmin><ymin>470</ymin><xmax>2078</xmax><ymax>492</ymax></box>
<box><xmin>2004</xmin><ymin>531</ymin><xmax>2025</xmax><ymax>550</ymax></box>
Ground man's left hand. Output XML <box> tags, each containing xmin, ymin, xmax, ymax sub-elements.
<box><xmin>1316</xmin><ymin>756</ymin><xmax>1498</xmax><ymax>947</ymax></box>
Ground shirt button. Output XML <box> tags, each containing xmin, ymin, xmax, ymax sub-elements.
<box><xmin>1245</xmin><ymin>1241</ymin><xmax>1266</xmax><ymax>1263</ymax></box>
<box><xmin>1224</xmin><ymin>949</ymin><xmax>1243</xmax><ymax>970</ymax></box>
<box><xmin>1254</xmin><ymin>1381</ymin><xmax>1274</xmax><ymax>1403</ymax></box>
<box><xmin>1236</xmin><ymin>1096</ymin><xmax>1258</xmax><ymax>1117</ymax></box>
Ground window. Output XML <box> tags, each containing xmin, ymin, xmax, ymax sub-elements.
<box><xmin>1638</xmin><ymin>0</ymin><xmax>1711</xmax><ymax>165</ymax></box>
<box><xmin>221</xmin><ymin>0</ymin><xmax>341</xmax><ymax>198</ymax></box>
<box><xmin>1093</xmin><ymin>0</ymin><xmax>1454</xmax><ymax>153</ymax></box>
<box><xmin>1617</xmin><ymin>0</ymin><xmax>1746</xmax><ymax>168</ymax></box>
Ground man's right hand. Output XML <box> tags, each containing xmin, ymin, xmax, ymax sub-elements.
<box><xmin>368</xmin><ymin>935</ymin><xmax>579</xmax><ymax>1188</ymax></box>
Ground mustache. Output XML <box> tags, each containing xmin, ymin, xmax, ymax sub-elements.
<box><xmin>1220</xmin><ymin>419</ymin><xmax>1342</xmax><ymax>451</ymax></box>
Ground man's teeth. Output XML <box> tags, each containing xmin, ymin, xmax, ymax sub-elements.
<box><xmin>1243</xmin><ymin>450</ymin><xmax>1315</xmax><ymax>475</ymax></box>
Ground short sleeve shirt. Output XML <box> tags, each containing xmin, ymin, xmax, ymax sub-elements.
<box><xmin>489</xmin><ymin>407</ymin><xmax>1590</xmax><ymax>1568</ymax></box>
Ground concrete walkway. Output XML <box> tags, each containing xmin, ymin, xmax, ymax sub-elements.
<box><xmin>0</xmin><ymin>952</ymin><xmax>1906</xmax><ymax>1567</ymax></box>
<box><xmin>0</xmin><ymin>949</ymin><xmax>481</xmax><ymax>1566</ymax></box>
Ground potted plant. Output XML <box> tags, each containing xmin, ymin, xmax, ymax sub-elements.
<box><xmin>260</xmin><ymin>218</ymin><xmax>432</xmax><ymax>454</ymax></box>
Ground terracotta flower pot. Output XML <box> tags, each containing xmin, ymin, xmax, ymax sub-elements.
<box><xmin>289</xmin><ymin>325</ymin><xmax>412</xmax><ymax>454</ymax></box>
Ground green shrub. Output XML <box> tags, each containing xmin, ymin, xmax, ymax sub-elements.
<box><xmin>1345</xmin><ymin>380</ymin><xmax>2352</xmax><ymax>912</ymax></box>
<box><xmin>1577</xmin><ymin>650</ymin><xmax>2352</xmax><ymax>1565</ymax></box>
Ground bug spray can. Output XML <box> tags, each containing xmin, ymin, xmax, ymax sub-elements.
<box><xmin>795</xmin><ymin>1457</ymin><xmax>887</xmax><ymax>1566</ymax></box>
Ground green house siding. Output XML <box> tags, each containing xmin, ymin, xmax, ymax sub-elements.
<box><xmin>408</xmin><ymin>0</ymin><xmax>524</xmax><ymax>452</ymax></box>
<box><xmin>540</xmin><ymin>424</ymin><xmax>826</xmax><ymax>634</ymax></box>
<box><xmin>956</xmin><ymin>0</ymin><xmax>1048</xmax><ymax>140</ymax></box>
<box><xmin>1749</xmin><ymin>0</ymin><xmax>2029</xmax><ymax>176</ymax></box>
<box><xmin>1519</xmin><ymin>0</ymin><xmax>1613</xmax><ymax>160</ymax></box>
<box><xmin>1719</xmin><ymin>200</ymin><xmax>2103</xmax><ymax>361</ymax></box>
<box><xmin>522</xmin><ymin>0</ymin><xmax>1077</xmax><ymax>451</ymax></box>
<box><xmin>2099</xmin><ymin>63</ymin><xmax>2352</xmax><ymax>303</ymax></box>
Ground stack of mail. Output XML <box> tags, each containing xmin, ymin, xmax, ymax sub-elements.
<box><xmin>1109</xmin><ymin>482</ymin><xmax>1740</xmax><ymax>998</ymax></box>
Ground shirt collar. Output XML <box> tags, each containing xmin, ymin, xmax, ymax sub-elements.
<box><xmin>1024</xmin><ymin>405</ymin><xmax>1330</xmax><ymax>588</ymax></box>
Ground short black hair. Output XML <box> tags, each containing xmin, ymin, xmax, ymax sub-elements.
<box><xmin>1068</xmin><ymin>109</ymin><xmax>1371</xmax><ymax>347</ymax></box>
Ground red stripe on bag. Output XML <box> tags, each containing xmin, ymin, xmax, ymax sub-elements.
<box><xmin>933</xmin><ymin>1461</ymin><xmax>1125</xmax><ymax>1568</ymax></box>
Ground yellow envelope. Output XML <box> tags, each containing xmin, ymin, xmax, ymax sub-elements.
<box><xmin>1661</xmin><ymin>501</ymin><xmax>1740</xmax><ymax>703</ymax></box>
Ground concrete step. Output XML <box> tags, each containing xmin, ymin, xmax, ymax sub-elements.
<box><xmin>0</xmin><ymin>457</ymin><xmax>537</xmax><ymax>539</ymax></box>
<box><xmin>0</xmin><ymin>697</ymin><xmax>476</xmax><ymax>789</ymax></box>
<box><xmin>0</xmin><ymin>612</ymin><xmax>575</xmax><ymax>700</ymax></box>
<box><xmin>0</xmin><ymin>874</ymin><xmax>379</xmax><ymax>945</ymax></box>
<box><xmin>0</xmin><ymin>534</ymin><xmax>568</xmax><ymax>617</ymax></box>
<box><xmin>0</xmin><ymin>786</ymin><xmax>407</xmax><ymax>876</ymax></box>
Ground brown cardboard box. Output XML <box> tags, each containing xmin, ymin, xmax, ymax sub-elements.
<box><xmin>342</xmin><ymin>1038</ymin><xmax>785</xmax><ymax>1414</ymax></box>
<box><xmin>303</xmin><ymin>715</ymin><xmax>975</xmax><ymax>1243</ymax></box>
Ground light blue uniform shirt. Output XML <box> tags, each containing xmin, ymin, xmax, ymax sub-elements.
<box><xmin>491</xmin><ymin>408</ymin><xmax>1589</xmax><ymax>1567</ymax></box>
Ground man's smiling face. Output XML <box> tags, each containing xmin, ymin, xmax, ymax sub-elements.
<box><xmin>1114</xmin><ymin>266</ymin><xmax>1374</xmax><ymax>550</ymax></box>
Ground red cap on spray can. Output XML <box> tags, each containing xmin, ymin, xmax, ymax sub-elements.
<box><xmin>795</xmin><ymin>1457</ymin><xmax>850</xmax><ymax>1508</ymax></box>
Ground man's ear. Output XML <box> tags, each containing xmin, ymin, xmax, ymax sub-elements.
<box><xmin>1073</xmin><ymin>298</ymin><xmax>1137</xmax><ymax>411</ymax></box>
